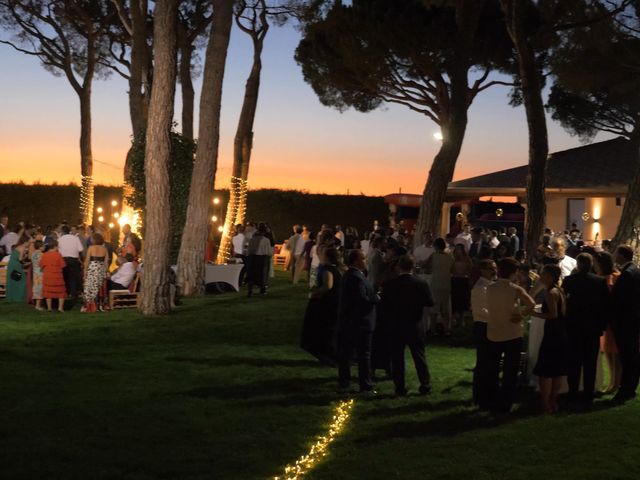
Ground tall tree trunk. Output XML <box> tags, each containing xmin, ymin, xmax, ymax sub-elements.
<box><xmin>217</xmin><ymin>40</ymin><xmax>264</xmax><ymax>263</ymax></box>
<box><xmin>415</xmin><ymin>70</ymin><xmax>469</xmax><ymax>241</ymax></box>
<box><xmin>79</xmin><ymin>87</ymin><xmax>94</xmax><ymax>225</ymax></box>
<box><xmin>179</xmin><ymin>37</ymin><xmax>195</xmax><ymax>141</ymax></box>
<box><xmin>177</xmin><ymin>0</ymin><xmax>234</xmax><ymax>296</ymax></box>
<box><xmin>139</xmin><ymin>0</ymin><xmax>179</xmax><ymax>315</ymax></box>
<box><xmin>613</xmin><ymin>140</ymin><xmax>640</xmax><ymax>249</ymax></box>
<box><xmin>128</xmin><ymin>0</ymin><xmax>150</xmax><ymax>137</ymax></box>
<box><xmin>121</xmin><ymin>0</ymin><xmax>151</xmax><ymax>234</ymax></box>
<box><xmin>501</xmin><ymin>0</ymin><xmax>548</xmax><ymax>258</ymax></box>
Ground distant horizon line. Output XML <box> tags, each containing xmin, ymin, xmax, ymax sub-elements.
<box><xmin>0</xmin><ymin>181</ymin><xmax>394</xmax><ymax>198</ymax></box>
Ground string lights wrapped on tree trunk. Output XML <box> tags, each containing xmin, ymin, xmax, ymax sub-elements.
<box><xmin>217</xmin><ymin>176</ymin><xmax>248</xmax><ymax>263</ymax></box>
<box><xmin>79</xmin><ymin>174</ymin><xmax>94</xmax><ymax>225</ymax></box>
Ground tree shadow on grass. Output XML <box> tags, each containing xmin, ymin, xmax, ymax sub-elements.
<box><xmin>366</xmin><ymin>399</ymin><xmax>473</xmax><ymax>418</ymax></box>
<box><xmin>176</xmin><ymin>375</ymin><xmax>338</xmax><ymax>405</ymax></box>
<box><xmin>358</xmin><ymin>408</ymin><xmax>526</xmax><ymax>444</ymax></box>
<box><xmin>166</xmin><ymin>355</ymin><xmax>324</xmax><ymax>369</ymax></box>
<box><xmin>441</xmin><ymin>379</ymin><xmax>473</xmax><ymax>394</ymax></box>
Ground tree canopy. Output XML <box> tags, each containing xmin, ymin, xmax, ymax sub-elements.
<box><xmin>295</xmin><ymin>0</ymin><xmax>514</xmax><ymax>126</ymax></box>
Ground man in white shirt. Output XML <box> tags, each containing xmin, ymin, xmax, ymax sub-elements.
<box><xmin>0</xmin><ymin>225</ymin><xmax>20</xmax><ymax>257</ymax></box>
<box><xmin>551</xmin><ymin>237</ymin><xmax>577</xmax><ymax>278</ymax></box>
<box><xmin>486</xmin><ymin>258</ymin><xmax>535</xmax><ymax>413</ymax></box>
<box><xmin>232</xmin><ymin>225</ymin><xmax>246</xmax><ymax>258</ymax></box>
<box><xmin>108</xmin><ymin>254</ymin><xmax>137</xmax><ymax>290</ymax></box>
<box><xmin>413</xmin><ymin>231</ymin><xmax>435</xmax><ymax>269</ymax></box>
<box><xmin>455</xmin><ymin>224</ymin><xmax>472</xmax><ymax>253</ymax></box>
<box><xmin>58</xmin><ymin>225</ymin><xmax>84</xmax><ymax>298</ymax></box>
<box><xmin>471</xmin><ymin>259</ymin><xmax>496</xmax><ymax>409</ymax></box>
<box><xmin>292</xmin><ymin>225</ymin><xmax>306</xmax><ymax>284</ymax></box>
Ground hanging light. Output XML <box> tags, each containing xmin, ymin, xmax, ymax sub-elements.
<box><xmin>217</xmin><ymin>225</ymin><xmax>224</xmax><ymax>232</ymax></box>
<box><xmin>108</xmin><ymin>222</ymin><xmax>115</xmax><ymax>229</ymax></box>
<box><xmin>111</xmin><ymin>200</ymin><xmax>118</xmax><ymax>207</ymax></box>
<box><xmin>213</xmin><ymin>197</ymin><xmax>220</xmax><ymax>205</ymax></box>
<box><xmin>96</xmin><ymin>207</ymin><xmax>103</xmax><ymax>214</ymax></box>
<box><xmin>114</xmin><ymin>212</ymin><xmax>120</xmax><ymax>219</ymax></box>
<box><xmin>211</xmin><ymin>215</ymin><xmax>218</xmax><ymax>222</ymax></box>
<box><xmin>98</xmin><ymin>215</ymin><xmax>104</xmax><ymax>223</ymax></box>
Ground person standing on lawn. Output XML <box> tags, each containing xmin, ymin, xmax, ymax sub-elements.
<box><xmin>486</xmin><ymin>258</ymin><xmax>536</xmax><ymax>413</ymax></box>
<box><xmin>381</xmin><ymin>254</ymin><xmax>434</xmax><ymax>396</ymax></box>
<box><xmin>337</xmin><ymin>249</ymin><xmax>379</xmax><ymax>394</ymax></box>
<box><xmin>471</xmin><ymin>259</ymin><xmax>496</xmax><ymax>409</ymax></box>
<box><xmin>611</xmin><ymin>245</ymin><xmax>640</xmax><ymax>403</ymax></box>
<box><xmin>562</xmin><ymin>253</ymin><xmax>609</xmax><ymax>405</ymax></box>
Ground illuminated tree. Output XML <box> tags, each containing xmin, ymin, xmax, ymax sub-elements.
<box><xmin>0</xmin><ymin>0</ymin><xmax>114</xmax><ymax>224</ymax></box>
<box><xmin>216</xmin><ymin>0</ymin><xmax>297</xmax><ymax>263</ymax></box>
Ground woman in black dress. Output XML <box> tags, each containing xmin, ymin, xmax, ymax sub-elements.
<box><xmin>300</xmin><ymin>247</ymin><xmax>343</xmax><ymax>365</ymax></box>
<box><xmin>533</xmin><ymin>264</ymin><xmax>568</xmax><ymax>413</ymax></box>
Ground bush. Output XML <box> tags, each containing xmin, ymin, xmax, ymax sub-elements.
<box><xmin>125</xmin><ymin>131</ymin><xmax>196</xmax><ymax>264</ymax></box>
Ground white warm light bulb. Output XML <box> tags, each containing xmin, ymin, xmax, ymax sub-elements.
<box><xmin>211</xmin><ymin>215</ymin><xmax>217</xmax><ymax>222</ymax></box>
<box><xmin>213</xmin><ymin>197</ymin><xmax>220</xmax><ymax>205</ymax></box>
<box><xmin>111</xmin><ymin>200</ymin><xmax>118</xmax><ymax>207</ymax></box>
<box><xmin>98</xmin><ymin>216</ymin><xmax>104</xmax><ymax>223</ymax></box>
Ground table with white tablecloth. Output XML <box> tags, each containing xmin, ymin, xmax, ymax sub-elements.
<box><xmin>204</xmin><ymin>263</ymin><xmax>244</xmax><ymax>292</ymax></box>
<box><xmin>171</xmin><ymin>263</ymin><xmax>244</xmax><ymax>292</ymax></box>
<box><xmin>527</xmin><ymin>315</ymin><xmax>603</xmax><ymax>392</ymax></box>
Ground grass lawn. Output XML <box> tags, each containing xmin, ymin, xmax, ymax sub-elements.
<box><xmin>1</xmin><ymin>271</ymin><xmax>639</xmax><ymax>479</ymax></box>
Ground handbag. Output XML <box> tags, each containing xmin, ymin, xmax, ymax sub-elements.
<box><xmin>10</xmin><ymin>270</ymin><xmax>23</xmax><ymax>281</ymax></box>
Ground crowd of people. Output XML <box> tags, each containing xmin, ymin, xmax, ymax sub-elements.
<box><xmin>0</xmin><ymin>215</ymin><xmax>141</xmax><ymax>312</ymax></box>
<box><xmin>292</xmin><ymin>220</ymin><xmax>640</xmax><ymax>414</ymax></box>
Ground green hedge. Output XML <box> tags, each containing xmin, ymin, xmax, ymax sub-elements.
<box><xmin>0</xmin><ymin>183</ymin><xmax>389</xmax><ymax>241</ymax></box>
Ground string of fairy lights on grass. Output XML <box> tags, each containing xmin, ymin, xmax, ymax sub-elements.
<box><xmin>273</xmin><ymin>399</ymin><xmax>355</xmax><ymax>480</ymax></box>
<box><xmin>216</xmin><ymin>176</ymin><xmax>249</xmax><ymax>264</ymax></box>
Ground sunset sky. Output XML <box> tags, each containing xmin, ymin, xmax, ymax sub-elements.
<box><xmin>0</xmin><ymin>23</ymin><xmax>614</xmax><ymax>196</ymax></box>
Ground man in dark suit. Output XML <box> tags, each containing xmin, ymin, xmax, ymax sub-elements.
<box><xmin>562</xmin><ymin>253</ymin><xmax>610</xmax><ymax>403</ymax></box>
<box><xmin>381</xmin><ymin>255</ymin><xmax>434</xmax><ymax>396</ymax></box>
<box><xmin>611</xmin><ymin>245</ymin><xmax>640</xmax><ymax>403</ymax></box>
<box><xmin>469</xmin><ymin>227</ymin><xmax>485</xmax><ymax>259</ymax></box>
<box><xmin>337</xmin><ymin>249</ymin><xmax>379</xmax><ymax>393</ymax></box>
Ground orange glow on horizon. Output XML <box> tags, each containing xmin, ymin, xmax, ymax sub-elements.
<box><xmin>1</xmin><ymin>147</ymin><xmax>504</xmax><ymax>197</ymax></box>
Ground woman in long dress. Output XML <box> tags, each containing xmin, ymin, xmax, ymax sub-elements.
<box><xmin>533</xmin><ymin>264</ymin><xmax>568</xmax><ymax>414</ymax></box>
<box><xmin>301</xmin><ymin>247</ymin><xmax>343</xmax><ymax>364</ymax></box>
<box><xmin>82</xmin><ymin>233</ymin><xmax>110</xmax><ymax>313</ymax></box>
<box><xmin>451</xmin><ymin>244</ymin><xmax>472</xmax><ymax>325</ymax></box>
<box><xmin>40</xmin><ymin>240</ymin><xmax>67</xmax><ymax>313</ymax></box>
<box><xmin>426</xmin><ymin>238</ymin><xmax>454</xmax><ymax>335</ymax></box>
<box><xmin>6</xmin><ymin>235</ymin><xmax>30</xmax><ymax>303</ymax></box>
<box><xmin>595</xmin><ymin>251</ymin><xmax>621</xmax><ymax>393</ymax></box>
<box><xmin>31</xmin><ymin>240</ymin><xmax>45</xmax><ymax>311</ymax></box>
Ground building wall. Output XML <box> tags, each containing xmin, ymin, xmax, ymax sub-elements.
<box><xmin>585</xmin><ymin>197</ymin><xmax>625</xmax><ymax>242</ymax></box>
<box><xmin>544</xmin><ymin>196</ymin><xmax>624</xmax><ymax>241</ymax></box>
<box><xmin>545</xmin><ymin>197</ymin><xmax>568</xmax><ymax>234</ymax></box>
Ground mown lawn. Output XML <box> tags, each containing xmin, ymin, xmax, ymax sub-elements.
<box><xmin>1</xmin><ymin>272</ymin><xmax>639</xmax><ymax>480</ymax></box>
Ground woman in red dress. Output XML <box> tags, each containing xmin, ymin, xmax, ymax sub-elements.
<box><xmin>40</xmin><ymin>240</ymin><xmax>67</xmax><ymax>313</ymax></box>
